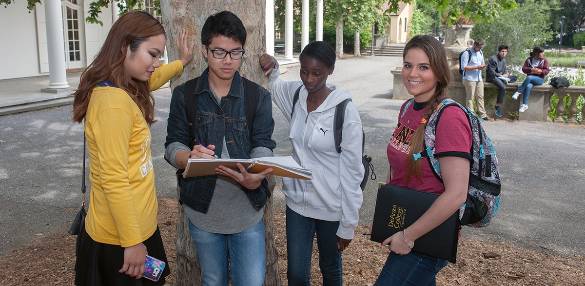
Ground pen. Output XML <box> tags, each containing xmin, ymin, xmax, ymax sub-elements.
<box><xmin>193</xmin><ymin>135</ymin><xmax>218</xmax><ymax>159</ymax></box>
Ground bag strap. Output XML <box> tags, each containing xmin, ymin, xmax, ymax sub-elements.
<box><xmin>184</xmin><ymin>78</ymin><xmax>199</xmax><ymax>147</ymax></box>
<box><xmin>290</xmin><ymin>85</ymin><xmax>303</xmax><ymax>118</ymax></box>
<box><xmin>81</xmin><ymin>124</ymin><xmax>87</xmax><ymax>209</ymax></box>
<box><xmin>399</xmin><ymin>98</ymin><xmax>414</xmax><ymax>119</ymax></box>
<box><xmin>333</xmin><ymin>98</ymin><xmax>352</xmax><ymax>154</ymax></box>
<box><xmin>242</xmin><ymin>77</ymin><xmax>259</xmax><ymax>137</ymax></box>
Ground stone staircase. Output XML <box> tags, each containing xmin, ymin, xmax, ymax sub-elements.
<box><xmin>361</xmin><ymin>44</ymin><xmax>405</xmax><ymax>57</ymax></box>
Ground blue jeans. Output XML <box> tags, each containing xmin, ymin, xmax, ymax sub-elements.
<box><xmin>374</xmin><ymin>252</ymin><xmax>448</xmax><ymax>286</ymax></box>
<box><xmin>517</xmin><ymin>75</ymin><xmax>544</xmax><ymax>105</ymax></box>
<box><xmin>188</xmin><ymin>219</ymin><xmax>265</xmax><ymax>286</ymax></box>
<box><xmin>286</xmin><ymin>206</ymin><xmax>342</xmax><ymax>286</ymax></box>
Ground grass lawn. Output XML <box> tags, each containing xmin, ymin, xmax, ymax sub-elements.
<box><xmin>546</xmin><ymin>52</ymin><xmax>585</xmax><ymax>68</ymax></box>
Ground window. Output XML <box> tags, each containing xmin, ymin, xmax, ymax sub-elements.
<box><xmin>66</xmin><ymin>6</ymin><xmax>81</xmax><ymax>61</ymax></box>
<box><xmin>144</xmin><ymin>0</ymin><xmax>161</xmax><ymax>22</ymax></box>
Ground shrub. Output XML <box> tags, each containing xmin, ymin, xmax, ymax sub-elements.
<box><xmin>472</xmin><ymin>1</ymin><xmax>554</xmax><ymax>64</ymax></box>
<box><xmin>573</xmin><ymin>32</ymin><xmax>585</xmax><ymax>49</ymax></box>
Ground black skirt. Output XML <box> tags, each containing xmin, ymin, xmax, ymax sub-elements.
<box><xmin>74</xmin><ymin>226</ymin><xmax>170</xmax><ymax>286</ymax></box>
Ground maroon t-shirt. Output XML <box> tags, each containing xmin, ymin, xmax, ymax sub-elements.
<box><xmin>387</xmin><ymin>101</ymin><xmax>472</xmax><ymax>195</ymax></box>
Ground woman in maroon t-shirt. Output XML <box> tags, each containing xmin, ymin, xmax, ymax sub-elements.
<box><xmin>374</xmin><ymin>35</ymin><xmax>472</xmax><ymax>285</ymax></box>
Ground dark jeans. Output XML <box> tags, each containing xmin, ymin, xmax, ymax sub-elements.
<box><xmin>286</xmin><ymin>206</ymin><xmax>342</xmax><ymax>286</ymax></box>
<box><xmin>488</xmin><ymin>77</ymin><xmax>506</xmax><ymax>105</ymax></box>
<box><xmin>374</xmin><ymin>252</ymin><xmax>448</xmax><ymax>286</ymax></box>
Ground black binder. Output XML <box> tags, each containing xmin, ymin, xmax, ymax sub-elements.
<box><xmin>370</xmin><ymin>184</ymin><xmax>459</xmax><ymax>262</ymax></box>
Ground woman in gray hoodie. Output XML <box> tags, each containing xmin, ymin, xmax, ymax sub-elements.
<box><xmin>259</xmin><ymin>41</ymin><xmax>364</xmax><ymax>286</ymax></box>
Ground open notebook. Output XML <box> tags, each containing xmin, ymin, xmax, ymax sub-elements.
<box><xmin>183</xmin><ymin>156</ymin><xmax>312</xmax><ymax>180</ymax></box>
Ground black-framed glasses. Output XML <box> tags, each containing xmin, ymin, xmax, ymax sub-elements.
<box><xmin>207</xmin><ymin>48</ymin><xmax>245</xmax><ymax>60</ymax></box>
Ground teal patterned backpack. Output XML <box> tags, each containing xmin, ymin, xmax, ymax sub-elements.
<box><xmin>402</xmin><ymin>98</ymin><xmax>502</xmax><ymax>227</ymax></box>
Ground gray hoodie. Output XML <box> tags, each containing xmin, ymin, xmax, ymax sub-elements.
<box><xmin>268</xmin><ymin>68</ymin><xmax>364</xmax><ymax>239</ymax></box>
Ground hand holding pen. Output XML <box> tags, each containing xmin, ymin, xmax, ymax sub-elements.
<box><xmin>189</xmin><ymin>144</ymin><xmax>217</xmax><ymax>159</ymax></box>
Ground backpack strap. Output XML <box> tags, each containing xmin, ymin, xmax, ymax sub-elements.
<box><xmin>242</xmin><ymin>77</ymin><xmax>260</xmax><ymax>137</ymax></box>
<box><xmin>184</xmin><ymin>77</ymin><xmax>200</xmax><ymax>147</ymax></box>
<box><xmin>333</xmin><ymin>98</ymin><xmax>352</xmax><ymax>154</ymax></box>
<box><xmin>290</xmin><ymin>85</ymin><xmax>303</xmax><ymax>118</ymax></box>
<box><xmin>399</xmin><ymin>98</ymin><xmax>414</xmax><ymax>119</ymax></box>
<box><xmin>416</xmin><ymin>98</ymin><xmax>474</xmax><ymax>180</ymax></box>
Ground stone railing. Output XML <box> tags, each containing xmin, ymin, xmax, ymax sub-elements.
<box><xmin>391</xmin><ymin>68</ymin><xmax>585</xmax><ymax>123</ymax></box>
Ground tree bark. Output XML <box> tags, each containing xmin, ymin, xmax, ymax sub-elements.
<box><xmin>354</xmin><ymin>31</ymin><xmax>361</xmax><ymax>57</ymax></box>
<box><xmin>160</xmin><ymin>1</ymin><xmax>281</xmax><ymax>285</ymax></box>
<box><xmin>336</xmin><ymin>17</ymin><xmax>344</xmax><ymax>58</ymax></box>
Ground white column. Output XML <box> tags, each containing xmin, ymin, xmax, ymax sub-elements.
<box><xmin>316</xmin><ymin>0</ymin><xmax>323</xmax><ymax>41</ymax></box>
<box><xmin>285</xmin><ymin>0</ymin><xmax>293</xmax><ymax>59</ymax></box>
<box><xmin>301</xmin><ymin>0</ymin><xmax>309</xmax><ymax>50</ymax></box>
<box><xmin>265</xmin><ymin>0</ymin><xmax>275</xmax><ymax>55</ymax></box>
<box><xmin>43</xmin><ymin>0</ymin><xmax>69</xmax><ymax>90</ymax></box>
<box><xmin>112</xmin><ymin>2</ymin><xmax>120</xmax><ymax>22</ymax></box>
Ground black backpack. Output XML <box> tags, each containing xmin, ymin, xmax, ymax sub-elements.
<box><xmin>459</xmin><ymin>49</ymin><xmax>472</xmax><ymax>76</ymax></box>
<box><xmin>550</xmin><ymin>77</ymin><xmax>570</xmax><ymax>89</ymax></box>
<box><xmin>291</xmin><ymin>86</ymin><xmax>376</xmax><ymax>190</ymax></box>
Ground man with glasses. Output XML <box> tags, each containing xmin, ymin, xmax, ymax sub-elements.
<box><xmin>164</xmin><ymin>11</ymin><xmax>275</xmax><ymax>285</ymax></box>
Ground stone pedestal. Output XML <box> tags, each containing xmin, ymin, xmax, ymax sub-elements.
<box><xmin>444</xmin><ymin>24</ymin><xmax>473</xmax><ymax>82</ymax></box>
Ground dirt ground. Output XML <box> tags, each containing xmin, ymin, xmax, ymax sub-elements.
<box><xmin>1</xmin><ymin>198</ymin><xmax>584</xmax><ymax>286</ymax></box>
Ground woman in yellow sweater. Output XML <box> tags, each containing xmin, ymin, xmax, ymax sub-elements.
<box><xmin>71</xmin><ymin>11</ymin><xmax>192</xmax><ymax>285</ymax></box>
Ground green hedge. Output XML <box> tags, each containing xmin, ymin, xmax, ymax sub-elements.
<box><xmin>574</xmin><ymin>32</ymin><xmax>585</xmax><ymax>49</ymax></box>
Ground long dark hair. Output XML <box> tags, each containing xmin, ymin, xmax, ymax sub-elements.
<box><xmin>530</xmin><ymin>46</ymin><xmax>544</xmax><ymax>58</ymax></box>
<box><xmin>402</xmin><ymin>35</ymin><xmax>450</xmax><ymax>179</ymax></box>
<box><xmin>72</xmin><ymin>11</ymin><xmax>165</xmax><ymax>124</ymax></box>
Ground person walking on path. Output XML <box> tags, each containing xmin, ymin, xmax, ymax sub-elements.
<box><xmin>375</xmin><ymin>35</ymin><xmax>471</xmax><ymax>285</ymax></box>
<box><xmin>259</xmin><ymin>41</ymin><xmax>364</xmax><ymax>286</ymax></box>
<box><xmin>72</xmin><ymin>11</ymin><xmax>193</xmax><ymax>285</ymax></box>
<box><xmin>512</xmin><ymin>47</ymin><xmax>550</xmax><ymax>113</ymax></box>
<box><xmin>461</xmin><ymin>39</ymin><xmax>489</xmax><ymax>120</ymax></box>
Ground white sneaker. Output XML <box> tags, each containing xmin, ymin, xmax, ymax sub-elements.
<box><xmin>512</xmin><ymin>92</ymin><xmax>521</xmax><ymax>100</ymax></box>
<box><xmin>519</xmin><ymin>104</ymin><xmax>528</xmax><ymax>113</ymax></box>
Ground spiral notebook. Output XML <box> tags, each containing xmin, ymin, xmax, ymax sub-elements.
<box><xmin>370</xmin><ymin>184</ymin><xmax>460</xmax><ymax>262</ymax></box>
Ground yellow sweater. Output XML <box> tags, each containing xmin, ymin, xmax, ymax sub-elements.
<box><xmin>84</xmin><ymin>60</ymin><xmax>183</xmax><ymax>247</ymax></box>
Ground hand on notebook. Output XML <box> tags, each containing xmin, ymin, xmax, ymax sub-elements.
<box><xmin>216</xmin><ymin>163</ymin><xmax>273</xmax><ymax>189</ymax></box>
<box><xmin>382</xmin><ymin>230</ymin><xmax>414</xmax><ymax>255</ymax></box>
<box><xmin>190</xmin><ymin>144</ymin><xmax>217</xmax><ymax>159</ymax></box>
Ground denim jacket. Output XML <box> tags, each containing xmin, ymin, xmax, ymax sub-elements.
<box><xmin>164</xmin><ymin>69</ymin><xmax>276</xmax><ymax>213</ymax></box>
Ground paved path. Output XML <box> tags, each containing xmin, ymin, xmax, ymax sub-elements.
<box><xmin>1</xmin><ymin>56</ymin><xmax>584</xmax><ymax>257</ymax></box>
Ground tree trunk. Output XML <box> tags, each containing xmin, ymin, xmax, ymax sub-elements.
<box><xmin>160</xmin><ymin>1</ymin><xmax>281</xmax><ymax>285</ymax></box>
<box><xmin>354</xmin><ymin>31</ymin><xmax>361</xmax><ymax>57</ymax></box>
<box><xmin>335</xmin><ymin>17</ymin><xmax>344</xmax><ymax>58</ymax></box>
<box><xmin>173</xmin><ymin>186</ymin><xmax>201</xmax><ymax>285</ymax></box>
<box><xmin>263</xmin><ymin>177</ymin><xmax>281</xmax><ymax>286</ymax></box>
